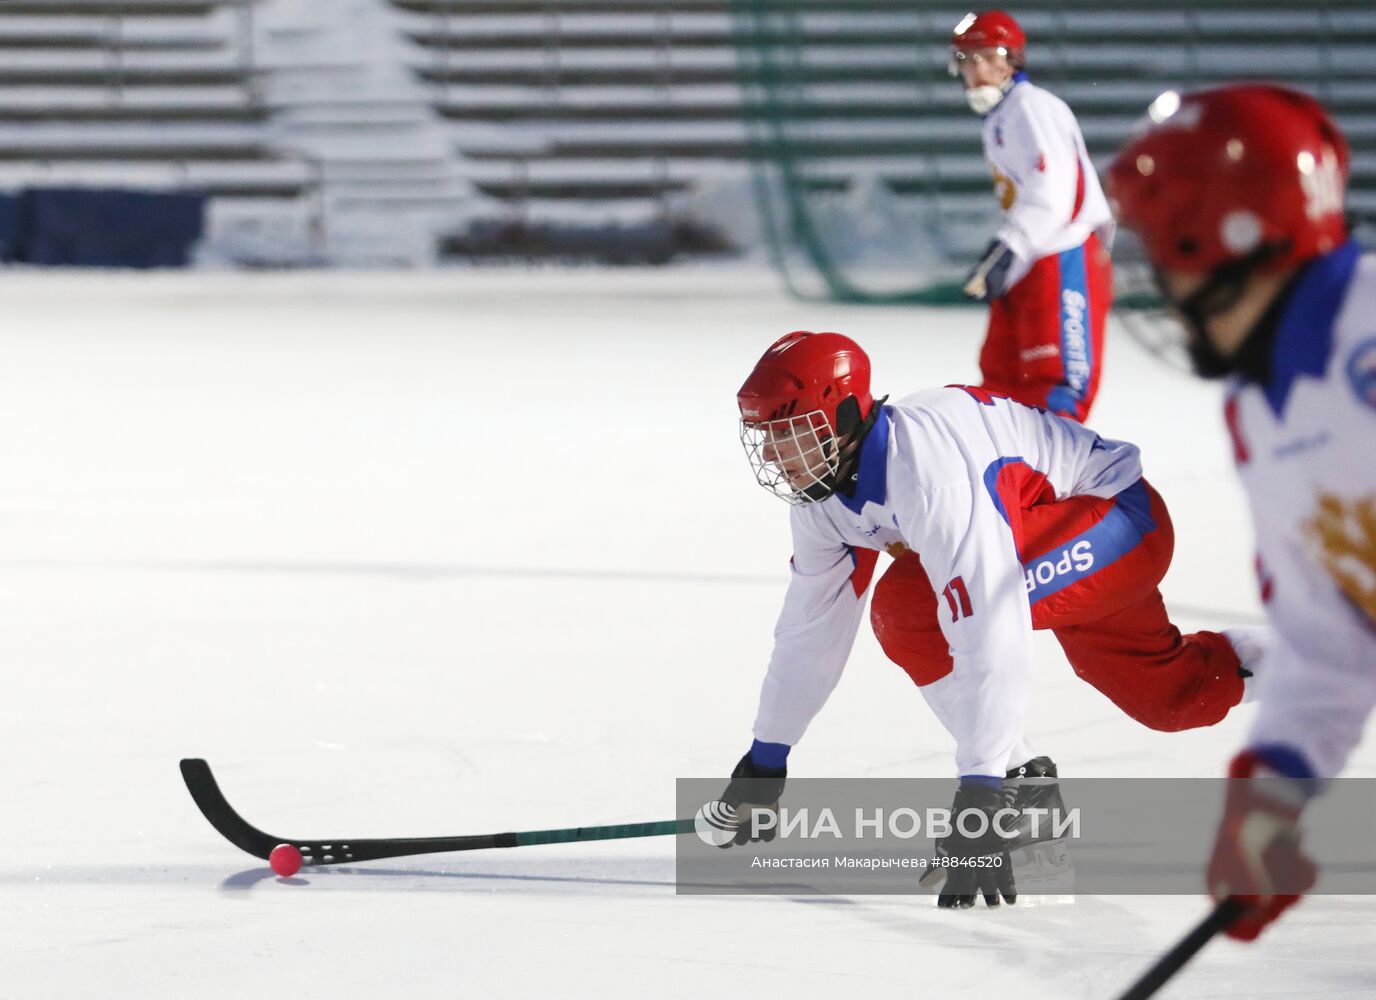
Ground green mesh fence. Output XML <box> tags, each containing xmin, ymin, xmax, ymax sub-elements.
<box><xmin>730</xmin><ymin>1</ymin><xmax>977</xmax><ymax>304</ymax></box>
<box><xmin>727</xmin><ymin>0</ymin><xmax>1376</xmax><ymax>307</ymax></box>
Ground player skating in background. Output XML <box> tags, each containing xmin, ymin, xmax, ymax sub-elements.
<box><xmin>718</xmin><ymin>330</ymin><xmax>1266</xmax><ymax>908</ymax></box>
<box><xmin>951</xmin><ymin>10</ymin><xmax>1114</xmax><ymax>422</ymax></box>
<box><xmin>1109</xmin><ymin>84</ymin><xmax>1376</xmax><ymax>941</ymax></box>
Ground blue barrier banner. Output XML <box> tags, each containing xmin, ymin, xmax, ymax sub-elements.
<box><xmin>15</xmin><ymin>187</ymin><xmax>206</xmax><ymax>268</ymax></box>
<box><xmin>0</xmin><ymin>193</ymin><xmax>21</xmax><ymax>261</ymax></box>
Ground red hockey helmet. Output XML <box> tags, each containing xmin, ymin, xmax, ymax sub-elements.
<box><xmin>1108</xmin><ymin>84</ymin><xmax>1349</xmax><ymax>275</ymax></box>
<box><xmin>951</xmin><ymin>10</ymin><xmax>1026</xmax><ymax>69</ymax></box>
<box><xmin>738</xmin><ymin>331</ymin><xmax>874</xmax><ymax>504</ymax></box>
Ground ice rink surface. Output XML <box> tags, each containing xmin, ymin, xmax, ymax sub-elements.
<box><xmin>1</xmin><ymin>266</ymin><xmax>1372</xmax><ymax>999</ymax></box>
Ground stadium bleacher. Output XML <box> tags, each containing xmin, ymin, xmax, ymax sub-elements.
<box><xmin>393</xmin><ymin>0</ymin><xmax>1376</xmax><ymax>264</ymax></box>
<box><xmin>1</xmin><ymin>0</ymin><xmax>1371</xmax><ymax>264</ymax></box>
<box><xmin>0</xmin><ymin>1</ymin><xmax>309</xmax><ymax>196</ymax></box>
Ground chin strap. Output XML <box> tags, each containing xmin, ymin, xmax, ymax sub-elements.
<box><xmin>830</xmin><ymin>395</ymin><xmax>888</xmax><ymax>499</ymax></box>
<box><xmin>1156</xmin><ymin>243</ymin><xmax>1291</xmax><ymax>381</ymax></box>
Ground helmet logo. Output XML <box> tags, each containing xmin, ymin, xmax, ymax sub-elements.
<box><xmin>1300</xmin><ymin>147</ymin><xmax>1344</xmax><ymax>221</ymax></box>
<box><xmin>1220</xmin><ymin>210</ymin><xmax>1262</xmax><ymax>254</ymax></box>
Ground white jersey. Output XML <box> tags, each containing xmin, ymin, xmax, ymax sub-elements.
<box><xmin>982</xmin><ymin>76</ymin><xmax>1114</xmax><ymax>288</ymax></box>
<box><xmin>1225</xmin><ymin>242</ymin><xmax>1376</xmax><ymax>779</ymax></box>
<box><xmin>752</xmin><ymin>387</ymin><xmax>1142</xmax><ymax>778</ymax></box>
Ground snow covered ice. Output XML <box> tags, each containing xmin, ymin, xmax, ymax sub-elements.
<box><xmin>1</xmin><ymin>267</ymin><xmax>1372</xmax><ymax>998</ymax></box>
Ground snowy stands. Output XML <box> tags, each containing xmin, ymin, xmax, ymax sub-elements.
<box><xmin>391</xmin><ymin>0</ymin><xmax>757</xmax><ymax>257</ymax></box>
<box><xmin>0</xmin><ymin>0</ymin><xmax>1371</xmax><ymax>264</ymax></box>
<box><xmin>0</xmin><ymin>1</ymin><xmax>317</xmax><ymax>236</ymax></box>
<box><xmin>391</xmin><ymin>0</ymin><xmax>1376</xmax><ymax>263</ymax></box>
<box><xmin>396</xmin><ymin>2</ymin><xmax>746</xmax><ymax>217</ymax></box>
<box><xmin>0</xmin><ymin>0</ymin><xmax>485</xmax><ymax>264</ymax></box>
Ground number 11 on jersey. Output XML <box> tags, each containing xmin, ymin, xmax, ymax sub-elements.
<box><xmin>943</xmin><ymin>576</ymin><xmax>974</xmax><ymax>621</ymax></box>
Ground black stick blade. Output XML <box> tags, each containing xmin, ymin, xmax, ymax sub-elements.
<box><xmin>180</xmin><ymin>758</ymin><xmax>282</xmax><ymax>860</ymax></box>
<box><xmin>179</xmin><ymin>758</ymin><xmax>506</xmax><ymax>865</ymax></box>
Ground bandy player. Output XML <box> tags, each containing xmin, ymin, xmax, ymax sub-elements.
<box><xmin>716</xmin><ymin>331</ymin><xmax>1266</xmax><ymax>908</ymax></box>
<box><xmin>1110</xmin><ymin>85</ymin><xmax>1376</xmax><ymax>940</ymax></box>
<box><xmin>951</xmin><ymin>10</ymin><xmax>1114</xmax><ymax>422</ymax></box>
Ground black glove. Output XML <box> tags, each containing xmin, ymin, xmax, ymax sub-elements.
<box><xmin>936</xmin><ymin>782</ymin><xmax>1018</xmax><ymax>908</ymax></box>
<box><xmin>962</xmin><ymin>239</ymin><xmax>1016</xmax><ymax>302</ymax></box>
<box><xmin>717</xmin><ymin>752</ymin><xmax>787</xmax><ymax>848</ymax></box>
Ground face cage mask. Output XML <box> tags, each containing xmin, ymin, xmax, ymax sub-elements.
<box><xmin>948</xmin><ymin>47</ymin><xmax>1009</xmax><ymax>77</ymax></box>
<box><xmin>949</xmin><ymin>48</ymin><xmax>1014</xmax><ymax>114</ymax></box>
<box><xmin>740</xmin><ymin>410</ymin><xmax>839</xmax><ymax>506</ymax></box>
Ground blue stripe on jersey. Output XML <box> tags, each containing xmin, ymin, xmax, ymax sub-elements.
<box><xmin>1046</xmin><ymin>243</ymin><xmax>1092</xmax><ymax>416</ymax></box>
<box><xmin>837</xmin><ymin>405</ymin><xmax>892</xmax><ymax>515</ymax></box>
<box><xmin>1112</xmin><ymin>476</ymin><xmax>1156</xmax><ymax>534</ymax></box>
<box><xmin>982</xmin><ymin>455</ymin><xmax>1027</xmax><ymax>527</ymax></box>
<box><xmin>1265</xmin><ymin>239</ymin><xmax>1361</xmax><ymax>417</ymax></box>
<box><xmin>1022</xmin><ymin>479</ymin><xmax>1156</xmax><ymax>604</ymax></box>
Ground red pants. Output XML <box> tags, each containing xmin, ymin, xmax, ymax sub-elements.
<box><xmin>870</xmin><ymin>479</ymin><xmax>1244</xmax><ymax>732</ymax></box>
<box><xmin>980</xmin><ymin>234</ymin><xmax>1112</xmax><ymax>423</ymax></box>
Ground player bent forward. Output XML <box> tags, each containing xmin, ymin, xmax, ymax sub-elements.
<box><xmin>719</xmin><ymin>330</ymin><xmax>1264</xmax><ymax>908</ymax></box>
